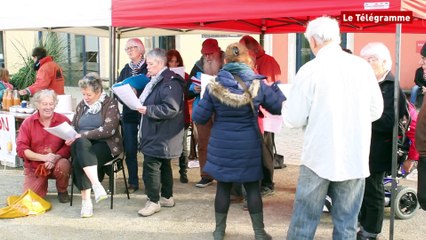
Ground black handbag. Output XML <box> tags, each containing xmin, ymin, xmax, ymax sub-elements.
<box><xmin>274</xmin><ymin>154</ymin><xmax>285</xmax><ymax>169</ymax></box>
<box><xmin>233</xmin><ymin>75</ymin><xmax>276</xmax><ymax>168</ymax></box>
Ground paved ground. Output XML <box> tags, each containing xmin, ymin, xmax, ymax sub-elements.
<box><xmin>0</xmin><ymin>126</ymin><xmax>424</xmax><ymax>240</ymax></box>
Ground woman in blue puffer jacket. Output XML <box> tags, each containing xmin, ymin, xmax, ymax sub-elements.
<box><xmin>193</xmin><ymin>43</ymin><xmax>285</xmax><ymax>240</ymax></box>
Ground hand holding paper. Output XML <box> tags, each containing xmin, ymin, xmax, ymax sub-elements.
<box><xmin>111</xmin><ymin>84</ymin><xmax>143</xmax><ymax>110</ymax></box>
<box><xmin>44</xmin><ymin>122</ymin><xmax>78</xmax><ymax>141</ymax></box>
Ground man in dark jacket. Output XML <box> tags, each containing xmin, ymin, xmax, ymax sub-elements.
<box><xmin>409</xmin><ymin>43</ymin><xmax>426</xmax><ymax>105</ymax></box>
<box><xmin>188</xmin><ymin>38</ymin><xmax>223</xmax><ymax>188</ymax></box>
<box><xmin>415</xmin><ymin>43</ymin><xmax>426</xmax><ymax>211</ymax></box>
<box><xmin>116</xmin><ymin>38</ymin><xmax>148</xmax><ymax>193</ymax></box>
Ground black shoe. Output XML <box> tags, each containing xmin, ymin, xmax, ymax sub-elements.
<box><xmin>261</xmin><ymin>187</ymin><xmax>275</xmax><ymax>197</ymax></box>
<box><xmin>195</xmin><ymin>178</ymin><xmax>213</xmax><ymax>188</ymax></box>
<box><xmin>357</xmin><ymin>231</ymin><xmax>378</xmax><ymax>240</ymax></box>
<box><xmin>127</xmin><ymin>185</ymin><xmax>139</xmax><ymax>194</ymax></box>
<box><xmin>58</xmin><ymin>191</ymin><xmax>70</xmax><ymax>203</ymax></box>
<box><xmin>180</xmin><ymin>172</ymin><xmax>188</xmax><ymax>183</ymax></box>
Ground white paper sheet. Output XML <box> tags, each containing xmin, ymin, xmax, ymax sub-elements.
<box><xmin>263</xmin><ymin>114</ymin><xmax>283</xmax><ymax>133</ymax></box>
<box><xmin>170</xmin><ymin>66</ymin><xmax>185</xmax><ymax>78</ymax></box>
<box><xmin>111</xmin><ymin>84</ymin><xmax>143</xmax><ymax>110</ymax></box>
<box><xmin>277</xmin><ymin>83</ymin><xmax>292</xmax><ymax>99</ymax></box>
<box><xmin>200</xmin><ymin>73</ymin><xmax>215</xmax><ymax>99</ymax></box>
<box><xmin>260</xmin><ymin>106</ymin><xmax>283</xmax><ymax>133</ymax></box>
<box><xmin>44</xmin><ymin>122</ymin><xmax>78</xmax><ymax>140</ymax></box>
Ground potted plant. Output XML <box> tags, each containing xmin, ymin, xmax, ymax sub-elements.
<box><xmin>10</xmin><ymin>32</ymin><xmax>66</xmax><ymax>99</ymax></box>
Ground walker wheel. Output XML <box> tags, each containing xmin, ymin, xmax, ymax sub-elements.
<box><xmin>394</xmin><ymin>186</ymin><xmax>419</xmax><ymax>220</ymax></box>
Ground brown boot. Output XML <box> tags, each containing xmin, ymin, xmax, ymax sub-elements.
<box><xmin>58</xmin><ymin>191</ymin><xmax>70</xmax><ymax>203</ymax></box>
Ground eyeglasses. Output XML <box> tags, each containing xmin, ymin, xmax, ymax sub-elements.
<box><xmin>364</xmin><ymin>56</ymin><xmax>379</xmax><ymax>63</ymax></box>
<box><xmin>125</xmin><ymin>46</ymin><xmax>138</xmax><ymax>52</ymax></box>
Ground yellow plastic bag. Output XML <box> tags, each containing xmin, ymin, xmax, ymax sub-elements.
<box><xmin>0</xmin><ymin>189</ymin><xmax>51</xmax><ymax>219</ymax></box>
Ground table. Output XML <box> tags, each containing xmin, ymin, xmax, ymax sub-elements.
<box><xmin>0</xmin><ymin>111</ymin><xmax>32</xmax><ymax>168</ymax></box>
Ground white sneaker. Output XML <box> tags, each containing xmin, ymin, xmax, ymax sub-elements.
<box><xmin>160</xmin><ymin>197</ymin><xmax>175</xmax><ymax>207</ymax></box>
<box><xmin>138</xmin><ymin>200</ymin><xmax>161</xmax><ymax>217</ymax></box>
<box><xmin>92</xmin><ymin>183</ymin><xmax>108</xmax><ymax>203</ymax></box>
<box><xmin>80</xmin><ymin>202</ymin><xmax>93</xmax><ymax>218</ymax></box>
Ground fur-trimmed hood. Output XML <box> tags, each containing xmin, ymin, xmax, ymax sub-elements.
<box><xmin>207</xmin><ymin>69</ymin><xmax>261</xmax><ymax>108</ymax></box>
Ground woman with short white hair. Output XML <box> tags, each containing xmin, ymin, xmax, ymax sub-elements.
<box><xmin>16</xmin><ymin>89</ymin><xmax>71</xmax><ymax>203</ymax></box>
<box><xmin>358</xmin><ymin>42</ymin><xmax>407</xmax><ymax>240</ymax></box>
<box><xmin>136</xmin><ymin>48</ymin><xmax>185</xmax><ymax>217</ymax></box>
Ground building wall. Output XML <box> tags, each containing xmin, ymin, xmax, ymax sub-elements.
<box><xmin>3</xmin><ymin>31</ymin><xmax>36</xmax><ymax>73</ymax></box>
<box><xmin>271</xmin><ymin>33</ymin><xmax>426</xmax><ymax>91</ymax></box>
<box><xmin>4</xmin><ymin>31</ymin><xmax>425</xmax><ymax>94</ymax></box>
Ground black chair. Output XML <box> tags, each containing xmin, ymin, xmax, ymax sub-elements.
<box><xmin>70</xmin><ymin>154</ymin><xmax>130</xmax><ymax>209</ymax></box>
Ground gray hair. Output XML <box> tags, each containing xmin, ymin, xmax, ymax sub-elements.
<box><xmin>360</xmin><ymin>42</ymin><xmax>393</xmax><ymax>71</ymax></box>
<box><xmin>304</xmin><ymin>16</ymin><xmax>341</xmax><ymax>46</ymax></box>
<box><xmin>78</xmin><ymin>72</ymin><xmax>103</xmax><ymax>93</ymax></box>
<box><xmin>33</xmin><ymin>89</ymin><xmax>58</xmax><ymax>109</ymax></box>
<box><xmin>126</xmin><ymin>38</ymin><xmax>145</xmax><ymax>55</ymax></box>
<box><xmin>146</xmin><ymin>48</ymin><xmax>167</xmax><ymax>66</ymax></box>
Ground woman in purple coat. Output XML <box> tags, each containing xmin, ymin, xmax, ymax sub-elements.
<box><xmin>193</xmin><ymin>43</ymin><xmax>285</xmax><ymax>240</ymax></box>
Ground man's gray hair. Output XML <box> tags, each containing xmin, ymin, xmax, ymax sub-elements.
<box><xmin>33</xmin><ymin>89</ymin><xmax>58</xmax><ymax>109</ymax></box>
<box><xmin>360</xmin><ymin>42</ymin><xmax>393</xmax><ymax>71</ymax></box>
<box><xmin>304</xmin><ymin>16</ymin><xmax>341</xmax><ymax>46</ymax></box>
<box><xmin>146</xmin><ymin>48</ymin><xmax>167</xmax><ymax>65</ymax></box>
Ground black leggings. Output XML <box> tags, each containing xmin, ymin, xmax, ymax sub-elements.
<box><xmin>71</xmin><ymin>138</ymin><xmax>112</xmax><ymax>190</ymax></box>
<box><xmin>215</xmin><ymin>181</ymin><xmax>263</xmax><ymax>214</ymax></box>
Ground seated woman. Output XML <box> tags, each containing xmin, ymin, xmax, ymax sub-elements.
<box><xmin>16</xmin><ymin>89</ymin><xmax>71</xmax><ymax>203</ymax></box>
<box><xmin>65</xmin><ymin>73</ymin><xmax>123</xmax><ymax>218</ymax></box>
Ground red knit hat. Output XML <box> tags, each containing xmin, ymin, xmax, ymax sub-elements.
<box><xmin>201</xmin><ymin>38</ymin><xmax>221</xmax><ymax>55</ymax></box>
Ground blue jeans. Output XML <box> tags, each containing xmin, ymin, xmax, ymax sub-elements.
<box><xmin>287</xmin><ymin>165</ymin><xmax>365</xmax><ymax>240</ymax></box>
<box><xmin>122</xmin><ymin>122</ymin><xmax>139</xmax><ymax>188</ymax></box>
<box><xmin>410</xmin><ymin>85</ymin><xmax>420</xmax><ymax>104</ymax></box>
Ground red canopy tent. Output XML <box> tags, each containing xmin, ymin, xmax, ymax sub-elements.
<box><xmin>112</xmin><ymin>0</ymin><xmax>426</xmax><ymax>33</ymax></box>
<box><xmin>112</xmin><ymin>1</ymin><xmax>425</xmax><ymax>240</ymax></box>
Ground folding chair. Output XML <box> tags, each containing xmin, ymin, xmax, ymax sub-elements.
<box><xmin>70</xmin><ymin>154</ymin><xmax>130</xmax><ymax>209</ymax></box>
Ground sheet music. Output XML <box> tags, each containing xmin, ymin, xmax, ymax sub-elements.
<box><xmin>170</xmin><ymin>66</ymin><xmax>185</xmax><ymax>78</ymax></box>
<box><xmin>111</xmin><ymin>84</ymin><xmax>143</xmax><ymax>110</ymax></box>
<box><xmin>200</xmin><ymin>73</ymin><xmax>215</xmax><ymax>99</ymax></box>
<box><xmin>277</xmin><ymin>83</ymin><xmax>292</xmax><ymax>99</ymax></box>
<box><xmin>44</xmin><ymin>122</ymin><xmax>78</xmax><ymax>140</ymax></box>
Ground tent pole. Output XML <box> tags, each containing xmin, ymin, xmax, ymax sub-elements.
<box><xmin>389</xmin><ymin>23</ymin><xmax>402</xmax><ymax>240</ymax></box>
<box><xmin>109</xmin><ymin>26</ymin><xmax>117</xmax><ymax>90</ymax></box>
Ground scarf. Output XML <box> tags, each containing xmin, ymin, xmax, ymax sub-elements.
<box><xmin>84</xmin><ymin>92</ymin><xmax>106</xmax><ymax>114</ymax></box>
<box><xmin>138</xmin><ymin>67</ymin><xmax>167</xmax><ymax>144</ymax></box>
<box><xmin>33</xmin><ymin>59</ymin><xmax>41</xmax><ymax>71</ymax></box>
<box><xmin>129</xmin><ymin>59</ymin><xmax>145</xmax><ymax>76</ymax></box>
<box><xmin>1</xmin><ymin>81</ymin><xmax>13</xmax><ymax>90</ymax></box>
<box><xmin>222</xmin><ymin>62</ymin><xmax>265</xmax><ymax>82</ymax></box>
